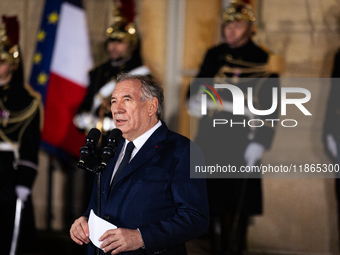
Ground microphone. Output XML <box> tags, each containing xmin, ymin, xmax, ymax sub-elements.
<box><xmin>78</xmin><ymin>128</ymin><xmax>101</xmax><ymax>165</ymax></box>
<box><xmin>101</xmin><ymin>129</ymin><xmax>123</xmax><ymax>167</ymax></box>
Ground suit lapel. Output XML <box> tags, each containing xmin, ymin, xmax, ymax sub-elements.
<box><xmin>111</xmin><ymin>122</ymin><xmax>168</xmax><ymax>190</ymax></box>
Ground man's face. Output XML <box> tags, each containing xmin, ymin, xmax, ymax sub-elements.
<box><xmin>107</xmin><ymin>40</ymin><xmax>131</xmax><ymax>61</ymax></box>
<box><xmin>0</xmin><ymin>61</ymin><xmax>14</xmax><ymax>80</ymax></box>
<box><xmin>111</xmin><ymin>79</ymin><xmax>155</xmax><ymax>141</ymax></box>
<box><xmin>223</xmin><ymin>20</ymin><xmax>253</xmax><ymax>48</ymax></box>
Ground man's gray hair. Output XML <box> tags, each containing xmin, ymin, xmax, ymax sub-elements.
<box><xmin>116</xmin><ymin>73</ymin><xmax>164</xmax><ymax>120</ymax></box>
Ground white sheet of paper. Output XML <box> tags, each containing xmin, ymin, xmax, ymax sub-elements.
<box><xmin>88</xmin><ymin>209</ymin><xmax>117</xmax><ymax>249</ymax></box>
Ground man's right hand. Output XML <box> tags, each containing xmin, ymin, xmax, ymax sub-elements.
<box><xmin>70</xmin><ymin>216</ymin><xmax>90</xmax><ymax>245</ymax></box>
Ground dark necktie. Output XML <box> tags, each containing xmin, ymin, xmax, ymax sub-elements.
<box><xmin>111</xmin><ymin>141</ymin><xmax>135</xmax><ymax>187</ymax></box>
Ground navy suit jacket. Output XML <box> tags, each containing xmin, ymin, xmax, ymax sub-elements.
<box><xmin>85</xmin><ymin>122</ymin><xmax>209</xmax><ymax>255</ymax></box>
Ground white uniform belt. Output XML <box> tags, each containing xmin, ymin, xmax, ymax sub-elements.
<box><xmin>0</xmin><ymin>142</ymin><xmax>18</xmax><ymax>151</ymax></box>
<box><xmin>0</xmin><ymin>141</ymin><xmax>20</xmax><ymax>163</ymax></box>
<box><xmin>0</xmin><ymin>143</ymin><xmax>37</xmax><ymax>170</ymax></box>
<box><xmin>16</xmin><ymin>160</ymin><xmax>38</xmax><ymax>171</ymax></box>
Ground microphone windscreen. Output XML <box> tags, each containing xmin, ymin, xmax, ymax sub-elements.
<box><xmin>108</xmin><ymin>129</ymin><xmax>123</xmax><ymax>145</ymax></box>
<box><xmin>87</xmin><ymin>128</ymin><xmax>101</xmax><ymax>143</ymax></box>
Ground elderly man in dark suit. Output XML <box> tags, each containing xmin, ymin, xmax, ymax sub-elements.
<box><xmin>70</xmin><ymin>74</ymin><xmax>209</xmax><ymax>255</ymax></box>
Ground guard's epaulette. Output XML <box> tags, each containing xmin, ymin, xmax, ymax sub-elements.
<box><xmin>259</xmin><ymin>45</ymin><xmax>272</xmax><ymax>55</ymax></box>
<box><xmin>257</xmin><ymin>45</ymin><xmax>285</xmax><ymax>74</ymax></box>
<box><xmin>265</xmin><ymin>54</ymin><xmax>285</xmax><ymax>74</ymax></box>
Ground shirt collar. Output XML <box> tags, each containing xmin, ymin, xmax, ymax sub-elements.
<box><xmin>124</xmin><ymin>120</ymin><xmax>162</xmax><ymax>152</ymax></box>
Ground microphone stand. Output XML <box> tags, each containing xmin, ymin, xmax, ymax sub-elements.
<box><xmin>77</xmin><ymin>128</ymin><xmax>121</xmax><ymax>255</ymax></box>
<box><xmin>77</xmin><ymin>162</ymin><xmax>106</xmax><ymax>255</ymax></box>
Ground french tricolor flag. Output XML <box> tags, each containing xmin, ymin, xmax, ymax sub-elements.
<box><xmin>30</xmin><ymin>0</ymin><xmax>93</xmax><ymax>157</ymax></box>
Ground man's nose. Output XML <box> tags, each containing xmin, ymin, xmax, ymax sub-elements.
<box><xmin>228</xmin><ymin>29</ymin><xmax>235</xmax><ymax>36</ymax></box>
<box><xmin>112</xmin><ymin>101</ymin><xmax>125</xmax><ymax>114</ymax></box>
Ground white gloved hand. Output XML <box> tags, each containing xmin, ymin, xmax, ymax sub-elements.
<box><xmin>244</xmin><ymin>142</ymin><xmax>265</xmax><ymax>167</ymax></box>
<box><xmin>187</xmin><ymin>92</ymin><xmax>203</xmax><ymax>117</ymax></box>
<box><xmin>15</xmin><ymin>185</ymin><xmax>31</xmax><ymax>203</ymax></box>
<box><xmin>326</xmin><ymin>134</ymin><xmax>338</xmax><ymax>158</ymax></box>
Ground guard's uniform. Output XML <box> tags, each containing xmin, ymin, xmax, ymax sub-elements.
<box><xmin>0</xmin><ymin>158</ymin><xmax>12</xmax><ymax>206</ymax></box>
<box><xmin>192</xmin><ymin>39</ymin><xmax>279</xmax><ymax>254</ymax></box>
<box><xmin>0</xmin><ymin>64</ymin><xmax>42</xmax><ymax>254</ymax></box>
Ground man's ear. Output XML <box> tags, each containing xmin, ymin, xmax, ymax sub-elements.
<box><xmin>148</xmin><ymin>97</ymin><xmax>159</xmax><ymax>117</ymax></box>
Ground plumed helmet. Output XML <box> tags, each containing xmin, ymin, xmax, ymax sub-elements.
<box><xmin>222</xmin><ymin>0</ymin><xmax>256</xmax><ymax>24</ymax></box>
<box><xmin>106</xmin><ymin>0</ymin><xmax>138</xmax><ymax>48</ymax></box>
<box><xmin>0</xmin><ymin>16</ymin><xmax>20</xmax><ymax>65</ymax></box>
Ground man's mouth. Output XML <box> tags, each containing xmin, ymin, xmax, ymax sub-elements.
<box><xmin>116</xmin><ymin>119</ymin><xmax>127</xmax><ymax>124</ymax></box>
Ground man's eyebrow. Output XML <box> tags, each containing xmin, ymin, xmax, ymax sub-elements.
<box><xmin>111</xmin><ymin>94</ymin><xmax>132</xmax><ymax>100</ymax></box>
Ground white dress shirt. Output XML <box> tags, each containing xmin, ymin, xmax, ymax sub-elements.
<box><xmin>110</xmin><ymin>120</ymin><xmax>162</xmax><ymax>185</ymax></box>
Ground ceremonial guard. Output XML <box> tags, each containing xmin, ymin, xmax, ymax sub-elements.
<box><xmin>74</xmin><ymin>0</ymin><xmax>151</xmax><ymax>141</ymax></box>
<box><xmin>189</xmin><ymin>1</ymin><xmax>282</xmax><ymax>254</ymax></box>
<box><xmin>0</xmin><ymin>16</ymin><xmax>42</xmax><ymax>254</ymax></box>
